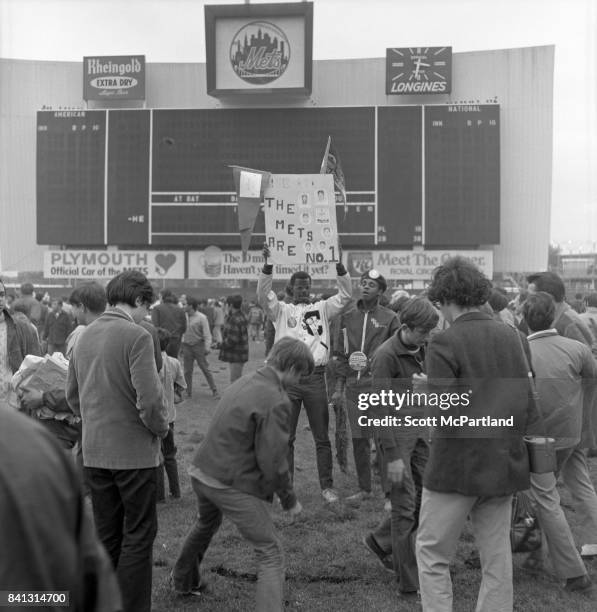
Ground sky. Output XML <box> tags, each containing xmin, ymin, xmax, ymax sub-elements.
<box><xmin>1</xmin><ymin>0</ymin><xmax>595</xmax><ymax>253</ymax></box>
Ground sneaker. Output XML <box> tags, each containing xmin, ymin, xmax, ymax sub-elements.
<box><xmin>321</xmin><ymin>488</ymin><xmax>339</xmax><ymax>503</ymax></box>
<box><xmin>362</xmin><ymin>534</ymin><xmax>394</xmax><ymax>571</ymax></box>
<box><xmin>564</xmin><ymin>574</ymin><xmax>593</xmax><ymax>592</ymax></box>
<box><xmin>345</xmin><ymin>490</ymin><xmax>373</xmax><ymax>502</ymax></box>
<box><xmin>397</xmin><ymin>589</ymin><xmax>421</xmax><ymax>602</ymax></box>
<box><xmin>169</xmin><ymin>571</ymin><xmax>208</xmax><ymax>597</ymax></box>
<box><xmin>581</xmin><ymin>544</ymin><xmax>597</xmax><ymax>559</ymax></box>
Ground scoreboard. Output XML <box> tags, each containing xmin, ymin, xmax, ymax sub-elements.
<box><xmin>36</xmin><ymin>105</ymin><xmax>499</xmax><ymax>248</ymax></box>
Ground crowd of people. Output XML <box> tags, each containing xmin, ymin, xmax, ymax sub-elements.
<box><xmin>1</xmin><ymin>257</ymin><xmax>597</xmax><ymax>611</ymax></box>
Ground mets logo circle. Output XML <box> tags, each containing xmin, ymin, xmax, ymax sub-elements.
<box><xmin>230</xmin><ymin>21</ymin><xmax>290</xmax><ymax>85</ymax></box>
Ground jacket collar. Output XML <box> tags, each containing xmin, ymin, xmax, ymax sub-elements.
<box><xmin>357</xmin><ymin>298</ymin><xmax>381</xmax><ymax>314</ymax></box>
<box><xmin>256</xmin><ymin>365</ymin><xmax>285</xmax><ymax>390</ymax></box>
<box><xmin>451</xmin><ymin>311</ymin><xmax>493</xmax><ymax>324</ymax></box>
<box><xmin>390</xmin><ymin>329</ymin><xmax>423</xmax><ymax>357</ymax></box>
<box><xmin>104</xmin><ymin>307</ymin><xmax>135</xmax><ymax>323</ymax></box>
<box><xmin>527</xmin><ymin>329</ymin><xmax>558</xmax><ymax>341</ymax></box>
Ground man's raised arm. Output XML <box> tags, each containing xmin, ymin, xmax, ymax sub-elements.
<box><xmin>323</xmin><ymin>251</ymin><xmax>352</xmax><ymax>319</ymax></box>
<box><xmin>257</xmin><ymin>243</ymin><xmax>282</xmax><ymax>321</ymax></box>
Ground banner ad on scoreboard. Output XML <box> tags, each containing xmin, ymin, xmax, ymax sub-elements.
<box><xmin>44</xmin><ymin>251</ymin><xmax>184</xmax><ymax>280</ymax></box>
<box><xmin>346</xmin><ymin>250</ymin><xmax>493</xmax><ymax>280</ymax></box>
<box><xmin>188</xmin><ymin>248</ymin><xmax>493</xmax><ymax>281</ymax></box>
<box><xmin>83</xmin><ymin>55</ymin><xmax>146</xmax><ymax>101</ymax></box>
<box><xmin>188</xmin><ymin>247</ymin><xmax>335</xmax><ymax>281</ymax></box>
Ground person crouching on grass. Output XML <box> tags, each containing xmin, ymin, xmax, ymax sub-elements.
<box><xmin>171</xmin><ymin>337</ymin><xmax>312</xmax><ymax>610</ymax></box>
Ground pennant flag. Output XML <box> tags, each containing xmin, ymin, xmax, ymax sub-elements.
<box><xmin>230</xmin><ymin>165</ymin><xmax>271</xmax><ymax>258</ymax></box>
<box><xmin>319</xmin><ymin>136</ymin><xmax>347</xmax><ymax>217</ymax></box>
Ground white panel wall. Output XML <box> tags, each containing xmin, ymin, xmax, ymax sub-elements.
<box><xmin>0</xmin><ymin>46</ymin><xmax>553</xmax><ymax>274</ymax></box>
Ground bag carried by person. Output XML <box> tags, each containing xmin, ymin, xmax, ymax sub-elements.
<box><xmin>509</xmin><ymin>324</ymin><xmax>557</xmax><ymax>474</ymax></box>
<box><xmin>510</xmin><ymin>490</ymin><xmax>542</xmax><ymax>553</ymax></box>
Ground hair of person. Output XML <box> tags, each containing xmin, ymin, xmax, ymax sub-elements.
<box><xmin>186</xmin><ymin>296</ymin><xmax>199</xmax><ymax>310</ymax></box>
<box><xmin>522</xmin><ymin>291</ymin><xmax>555</xmax><ymax>332</ymax></box>
<box><xmin>400</xmin><ymin>297</ymin><xmax>439</xmax><ymax>332</ymax></box>
<box><xmin>156</xmin><ymin>327</ymin><xmax>171</xmax><ymax>352</ymax></box>
<box><xmin>267</xmin><ymin>337</ymin><xmax>315</xmax><ymax>377</ymax></box>
<box><xmin>289</xmin><ymin>270</ymin><xmax>312</xmax><ymax>287</ymax></box>
<box><xmin>526</xmin><ymin>271</ymin><xmax>565</xmax><ymax>303</ymax></box>
<box><xmin>20</xmin><ymin>282</ymin><xmax>34</xmax><ymax>295</ymax></box>
<box><xmin>488</xmin><ymin>288</ymin><xmax>509</xmax><ymax>313</ymax></box>
<box><xmin>69</xmin><ymin>282</ymin><xmax>107</xmax><ymax>314</ymax></box>
<box><xmin>427</xmin><ymin>256</ymin><xmax>492</xmax><ymax>307</ymax></box>
<box><xmin>105</xmin><ymin>271</ymin><xmax>154</xmax><ymax>308</ymax></box>
<box><xmin>390</xmin><ymin>295</ymin><xmax>411</xmax><ymax>314</ymax></box>
<box><xmin>586</xmin><ymin>293</ymin><xmax>597</xmax><ymax>308</ymax></box>
<box><xmin>12</xmin><ymin>302</ymin><xmax>28</xmax><ymax>315</ymax></box>
<box><xmin>226</xmin><ymin>294</ymin><xmax>243</xmax><ymax>309</ymax></box>
<box><xmin>575</xmin><ymin>293</ymin><xmax>583</xmax><ymax>300</ymax></box>
<box><xmin>160</xmin><ymin>288</ymin><xmax>178</xmax><ymax>304</ymax></box>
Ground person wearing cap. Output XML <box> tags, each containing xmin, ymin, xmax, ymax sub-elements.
<box><xmin>331</xmin><ymin>269</ymin><xmax>399</xmax><ymax>502</ymax></box>
<box><xmin>258</xmin><ymin>244</ymin><xmax>352</xmax><ymax>504</ymax></box>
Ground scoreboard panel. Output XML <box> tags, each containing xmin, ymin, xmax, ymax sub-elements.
<box><xmin>37</xmin><ymin>111</ymin><xmax>105</xmax><ymax>245</ymax></box>
<box><xmin>36</xmin><ymin>105</ymin><xmax>500</xmax><ymax>248</ymax></box>
<box><xmin>377</xmin><ymin>106</ymin><xmax>423</xmax><ymax>246</ymax></box>
<box><xmin>107</xmin><ymin>110</ymin><xmax>151</xmax><ymax>244</ymax></box>
<box><xmin>425</xmin><ymin>105</ymin><xmax>500</xmax><ymax>246</ymax></box>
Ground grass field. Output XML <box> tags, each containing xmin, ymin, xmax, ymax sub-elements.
<box><xmin>151</xmin><ymin>339</ymin><xmax>597</xmax><ymax>611</ymax></box>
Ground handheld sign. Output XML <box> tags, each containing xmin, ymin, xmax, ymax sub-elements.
<box><xmin>263</xmin><ymin>174</ymin><xmax>339</xmax><ymax>265</ymax></box>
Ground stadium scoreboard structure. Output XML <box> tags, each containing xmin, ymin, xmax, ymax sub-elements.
<box><xmin>36</xmin><ymin>105</ymin><xmax>500</xmax><ymax>248</ymax></box>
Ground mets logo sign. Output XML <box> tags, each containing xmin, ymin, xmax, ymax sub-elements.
<box><xmin>230</xmin><ymin>21</ymin><xmax>290</xmax><ymax>85</ymax></box>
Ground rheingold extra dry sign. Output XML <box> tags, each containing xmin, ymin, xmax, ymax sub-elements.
<box><xmin>83</xmin><ymin>55</ymin><xmax>146</xmax><ymax>101</ymax></box>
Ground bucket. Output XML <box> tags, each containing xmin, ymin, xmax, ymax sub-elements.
<box><xmin>524</xmin><ymin>436</ymin><xmax>557</xmax><ymax>474</ymax></box>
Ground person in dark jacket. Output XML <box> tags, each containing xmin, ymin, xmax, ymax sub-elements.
<box><xmin>43</xmin><ymin>298</ymin><xmax>73</xmax><ymax>355</ymax></box>
<box><xmin>171</xmin><ymin>338</ymin><xmax>313</xmax><ymax>608</ymax></box>
<box><xmin>362</xmin><ymin>297</ymin><xmax>438</xmax><ymax>597</ymax></box>
<box><xmin>0</xmin><ymin>406</ymin><xmax>121</xmax><ymax>612</ymax></box>
<box><xmin>331</xmin><ymin>269</ymin><xmax>399</xmax><ymax>501</ymax></box>
<box><xmin>0</xmin><ymin>277</ymin><xmax>40</xmax><ymax>407</ymax></box>
<box><xmin>415</xmin><ymin>256</ymin><xmax>540</xmax><ymax>611</ymax></box>
<box><xmin>151</xmin><ymin>288</ymin><xmax>187</xmax><ymax>358</ymax></box>
<box><xmin>219</xmin><ymin>294</ymin><xmax>249</xmax><ymax>383</ymax></box>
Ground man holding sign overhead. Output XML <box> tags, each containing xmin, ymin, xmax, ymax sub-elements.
<box><xmin>258</xmin><ymin>236</ymin><xmax>352</xmax><ymax>504</ymax></box>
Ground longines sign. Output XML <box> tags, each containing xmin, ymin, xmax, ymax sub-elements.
<box><xmin>205</xmin><ymin>2</ymin><xmax>313</xmax><ymax>96</ymax></box>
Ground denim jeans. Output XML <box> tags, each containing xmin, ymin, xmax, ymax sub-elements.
<box><xmin>345</xmin><ymin>379</ymin><xmax>373</xmax><ymax>492</ymax></box>
<box><xmin>372</xmin><ymin>437</ymin><xmax>428</xmax><ymax>592</ymax></box>
<box><xmin>85</xmin><ymin>467</ymin><xmax>158</xmax><ymax>612</ymax></box>
<box><xmin>285</xmin><ymin>367</ymin><xmax>333</xmax><ymax>490</ymax></box>
<box><xmin>182</xmin><ymin>342</ymin><xmax>216</xmax><ymax>395</ymax></box>
<box><xmin>173</xmin><ymin>478</ymin><xmax>285</xmax><ymax>612</ymax></box>
<box><xmin>158</xmin><ymin>423</ymin><xmax>180</xmax><ymax>498</ymax></box>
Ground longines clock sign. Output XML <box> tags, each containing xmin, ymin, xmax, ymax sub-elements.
<box><xmin>386</xmin><ymin>47</ymin><xmax>452</xmax><ymax>95</ymax></box>
<box><xmin>205</xmin><ymin>2</ymin><xmax>313</xmax><ymax>96</ymax></box>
